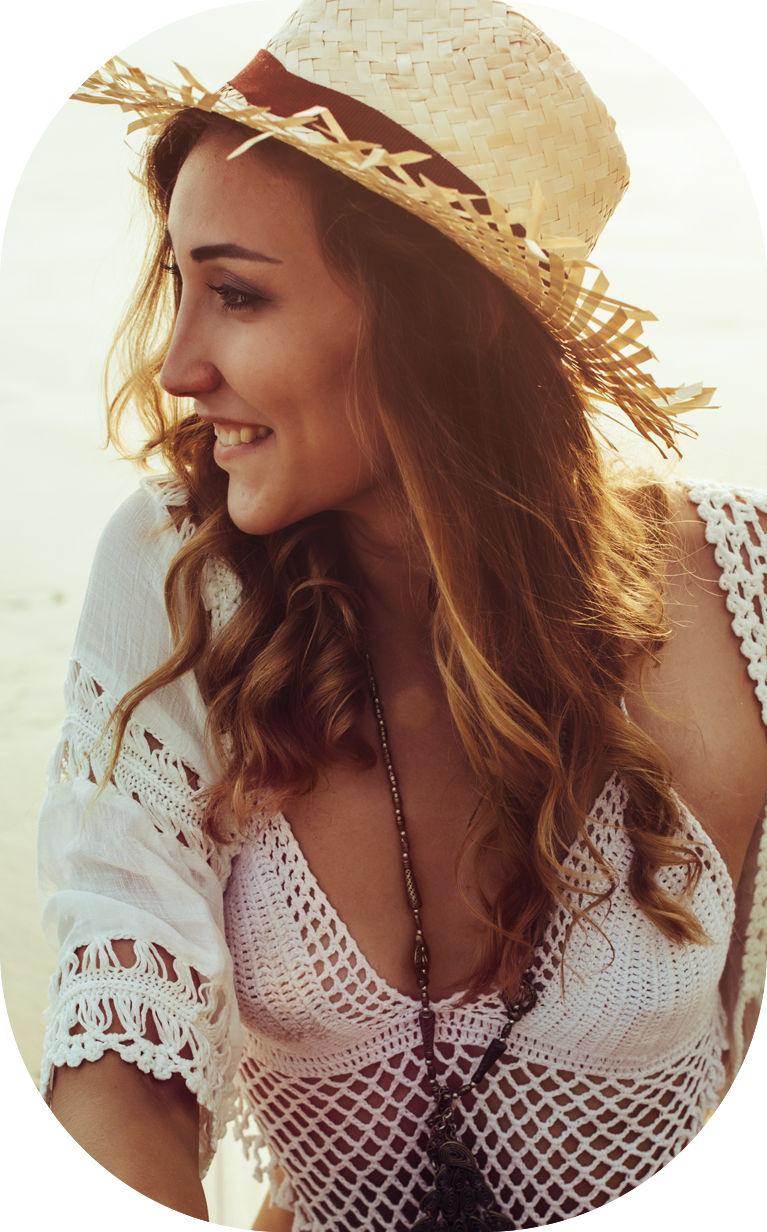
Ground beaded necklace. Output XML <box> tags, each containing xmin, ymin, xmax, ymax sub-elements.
<box><xmin>363</xmin><ymin>652</ymin><xmax>538</xmax><ymax>1232</ymax></box>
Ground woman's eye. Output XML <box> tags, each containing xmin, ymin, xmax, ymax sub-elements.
<box><xmin>205</xmin><ymin>282</ymin><xmax>269</xmax><ymax>313</ymax></box>
<box><xmin>160</xmin><ymin>261</ymin><xmax>266</xmax><ymax>314</ymax></box>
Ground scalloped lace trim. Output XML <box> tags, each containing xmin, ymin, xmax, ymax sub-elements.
<box><xmin>201</xmin><ymin>555</ymin><xmax>243</xmax><ymax>638</ymax></box>
<box><xmin>141</xmin><ymin>471</ymin><xmax>190</xmax><ymax>508</ymax></box>
<box><xmin>140</xmin><ymin>471</ymin><xmax>244</xmax><ymax>638</ymax></box>
<box><xmin>41</xmin><ymin>939</ymin><xmax>235</xmax><ymax>1173</ymax></box>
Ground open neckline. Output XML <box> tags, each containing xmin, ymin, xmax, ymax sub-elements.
<box><xmin>271</xmin><ymin>803</ymin><xmax>473</xmax><ymax>1012</ymax></box>
<box><xmin>265</xmin><ymin>775</ymin><xmax>734</xmax><ymax>1015</ymax></box>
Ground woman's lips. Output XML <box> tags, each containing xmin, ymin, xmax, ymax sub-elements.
<box><xmin>213</xmin><ymin>423</ymin><xmax>273</xmax><ymax>446</ymax></box>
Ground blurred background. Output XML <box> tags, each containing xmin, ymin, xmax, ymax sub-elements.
<box><xmin>0</xmin><ymin>2</ymin><xmax>765</xmax><ymax>1227</ymax></box>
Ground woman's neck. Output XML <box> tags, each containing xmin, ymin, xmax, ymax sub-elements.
<box><xmin>339</xmin><ymin>502</ymin><xmax>433</xmax><ymax>652</ymax></box>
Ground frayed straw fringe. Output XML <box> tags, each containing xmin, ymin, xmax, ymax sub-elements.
<box><xmin>73</xmin><ymin>57</ymin><xmax>715</xmax><ymax>455</ymax></box>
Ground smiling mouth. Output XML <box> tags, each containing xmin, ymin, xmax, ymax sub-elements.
<box><xmin>214</xmin><ymin>424</ymin><xmax>273</xmax><ymax>446</ymax></box>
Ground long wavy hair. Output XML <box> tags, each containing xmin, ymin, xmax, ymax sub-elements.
<box><xmin>103</xmin><ymin>108</ymin><xmax>707</xmax><ymax>1000</ymax></box>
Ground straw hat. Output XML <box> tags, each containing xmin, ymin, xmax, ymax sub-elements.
<box><xmin>74</xmin><ymin>2</ymin><xmax>713</xmax><ymax>448</ymax></box>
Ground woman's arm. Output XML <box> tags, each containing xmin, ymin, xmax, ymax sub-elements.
<box><xmin>48</xmin><ymin>939</ymin><xmax>209</xmax><ymax>1219</ymax></box>
<box><xmin>51</xmin><ymin>1054</ymin><xmax>208</xmax><ymax>1221</ymax></box>
<box><xmin>38</xmin><ymin>485</ymin><xmax>244</xmax><ymax>1197</ymax></box>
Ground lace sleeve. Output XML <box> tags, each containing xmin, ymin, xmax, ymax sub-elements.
<box><xmin>37</xmin><ymin>480</ymin><xmax>244</xmax><ymax>1175</ymax></box>
<box><xmin>686</xmin><ymin>479</ymin><xmax>767</xmax><ymax>1078</ymax></box>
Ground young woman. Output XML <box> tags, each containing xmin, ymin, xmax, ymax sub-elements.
<box><xmin>39</xmin><ymin>4</ymin><xmax>767</xmax><ymax>1230</ymax></box>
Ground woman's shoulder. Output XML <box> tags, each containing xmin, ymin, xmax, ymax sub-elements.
<box><xmin>131</xmin><ymin>475</ymin><xmax>245</xmax><ymax>636</ymax></box>
<box><xmin>97</xmin><ymin>472</ymin><xmax>192</xmax><ymax>551</ymax></box>
<box><xmin>627</xmin><ymin>474</ymin><xmax>767</xmax><ymax>890</ymax></box>
<box><xmin>85</xmin><ymin>471</ymin><xmax>185</xmax><ymax>560</ymax></box>
<box><xmin>661</xmin><ymin>478</ymin><xmax>767</xmax><ymax>1067</ymax></box>
<box><xmin>660</xmin><ymin>474</ymin><xmax>767</xmax><ymax>699</ymax></box>
<box><xmin>71</xmin><ymin>472</ymin><xmax>212</xmax><ymax>777</ymax></box>
<box><xmin>72</xmin><ymin>475</ymin><xmax>193</xmax><ymax>690</ymax></box>
<box><xmin>83</xmin><ymin>470</ymin><xmax>243</xmax><ymax>647</ymax></box>
<box><xmin>83</xmin><ymin>473</ymin><xmax>195</xmax><ymax>600</ymax></box>
<box><xmin>76</xmin><ymin>465</ymin><xmax>244</xmax><ymax>675</ymax></box>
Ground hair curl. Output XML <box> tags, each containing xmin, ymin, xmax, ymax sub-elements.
<box><xmin>103</xmin><ymin>108</ymin><xmax>707</xmax><ymax>1001</ymax></box>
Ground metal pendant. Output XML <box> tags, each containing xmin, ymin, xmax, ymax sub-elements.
<box><xmin>410</xmin><ymin>1111</ymin><xmax>513</xmax><ymax>1232</ymax></box>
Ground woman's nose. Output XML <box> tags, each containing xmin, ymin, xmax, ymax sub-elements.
<box><xmin>159</xmin><ymin>319</ymin><xmax>221</xmax><ymax>399</ymax></box>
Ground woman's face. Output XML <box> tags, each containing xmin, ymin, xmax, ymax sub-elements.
<box><xmin>161</xmin><ymin>129</ymin><xmax>374</xmax><ymax>536</ymax></box>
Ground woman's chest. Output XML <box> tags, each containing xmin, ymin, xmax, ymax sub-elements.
<box><xmin>250</xmin><ymin>706</ymin><xmax>735</xmax><ymax>1011</ymax></box>
<box><xmin>222</xmin><ymin>775</ymin><xmax>735</xmax><ymax>1064</ymax></box>
<box><xmin>279</xmin><ymin>711</ymin><xmax>490</xmax><ymax>1002</ymax></box>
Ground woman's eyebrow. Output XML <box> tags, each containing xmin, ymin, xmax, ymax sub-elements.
<box><xmin>164</xmin><ymin>231</ymin><xmax>282</xmax><ymax>264</ymax></box>
<box><xmin>190</xmin><ymin>242</ymin><xmax>283</xmax><ymax>264</ymax></box>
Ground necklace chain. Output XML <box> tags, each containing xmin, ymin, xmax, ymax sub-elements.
<box><xmin>363</xmin><ymin>651</ymin><xmax>538</xmax><ymax>1231</ymax></box>
<box><xmin>363</xmin><ymin>652</ymin><xmax>538</xmax><ymax>1104</ymax></box>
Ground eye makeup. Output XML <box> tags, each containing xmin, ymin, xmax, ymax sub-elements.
<box><xmin>205</xmin><ymin>281</ymin><xmax>271</xmax><ymax>312</ymax></box>
<box><xmin>161</xmin><ymin>254</ymin><xmax>270</xmax><ymax>313</ymax></box>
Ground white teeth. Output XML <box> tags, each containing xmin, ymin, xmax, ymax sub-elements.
<box><xmin>216</xmin><ymin>425</ymin><xmax>272</xmax><ymax>445</ymax></box>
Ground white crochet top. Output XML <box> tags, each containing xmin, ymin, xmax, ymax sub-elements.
<box><xmin>38</xmin><ymin>476</ymin><xmax>767</xmax><ymax>1229</ymax></box>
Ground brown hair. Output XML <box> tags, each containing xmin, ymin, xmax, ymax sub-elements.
<box><xmin>104</xmin><ymin>109</ymin><xmax>706</xmax><ymax>1000</ymax></box>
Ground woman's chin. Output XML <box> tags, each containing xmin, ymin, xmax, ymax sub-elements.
<box><xmin>226</xmin><ymin>490</ymin><xmax>298</xmax><ymax>537</ymax></box>
<box><xmin>227</xmin><ymin>504</ymin><xmax>277</xmax><ymax>537</ymax></box>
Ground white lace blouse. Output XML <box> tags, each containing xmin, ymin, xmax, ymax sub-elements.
<box><xmin>37</xmin><ymin>475</ymin><xmax>767</xmax><ymax>1228</ymax></box>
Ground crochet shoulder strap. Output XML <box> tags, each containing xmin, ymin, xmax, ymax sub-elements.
<box><xmin>685</xmin><ymin>479</ymin><xmax>767</xmax><ymax>1075</ymax></box>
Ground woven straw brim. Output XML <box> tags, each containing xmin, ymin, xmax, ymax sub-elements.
<box><xmin>263</xmin><ymin>5</ymin><xmax>629</xmax><ymax>256</ymax></box>
<box><xmin>73</xmin><ymin>59</ymin><xmax>715</xmax><ymax>453</ymax></box>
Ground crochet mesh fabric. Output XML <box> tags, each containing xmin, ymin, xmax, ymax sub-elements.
<box><xmin>224</xmin><ymin>776</ymin><xmax>732</xmax><ymax>1230</ymax></box>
